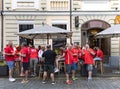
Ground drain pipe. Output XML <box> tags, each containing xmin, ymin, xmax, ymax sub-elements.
<box><xmin>1</xmin><ymin>0</ymin><xmax>4</xmax><ymax>51</ymax></box>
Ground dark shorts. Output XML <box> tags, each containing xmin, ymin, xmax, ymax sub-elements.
<box><xmin>22</xmin><ymin>62</ymin><xmax>29</xmax><ymax>71</ymax></box>
<box><xmin>72</xmin><ymin>62</ymin><xmax>78</xmax><ymax>70</ymax></box>
<box><xmin>43</xmin><ymin>64</ymin><xmax>54</xmax><ymax>73</ymax></box>
<box><xmin>66</xmin><ymin>64</ymin><xmax>72</xmax><ymax>74</ymax></box>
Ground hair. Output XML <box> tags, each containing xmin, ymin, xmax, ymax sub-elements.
<box><xmin>47</xmin><ymin>45</ymin><xmax>51</xmax><ymax>49</ymax></box>
<box><xmin>21</xmin><ymin>42</ymin><xmax>27</xmax><ymax>47</ymax></box>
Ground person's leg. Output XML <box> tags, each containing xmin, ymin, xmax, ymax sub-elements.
<box><xmin>21</xmin><ymin>62</ymin><xmax>29</xmax><ymax>83</ymax></box>
<box><xmin>42</xmin><ymin>65</ymin><xmax>48</xmax><ymax>83</ymax></box>
<box><xmin>7</xmin><ymin>61</ymin><xmax>16</xmax><ymax>82</ymax></box>
<box><xmin>72</xmin><ymin>62</ymin><xmax>78</xmax><ymax>80</ymax></box>
<box><xmin>30</xmin><ymin>59</ymin><xmax>34</xmax><ymax>75</ymax></box>
<box><xmin>66</xmin><ymin>64</ymin><xmax>72</xmax><ymax>84</ymax></box>
<box><xmin>34</xmin><ymin>59</ymin><xmax>38</xmax><ymax>75</ymax></box>
<box><xmin>87</xmin><ymin>65</ymin><xmax>93</xmax><ymax>80</ymax></box>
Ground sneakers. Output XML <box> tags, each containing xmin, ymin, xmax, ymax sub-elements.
<box><xmin>21</xmin><ymin>79</ymin><xmax>29</xmax><ymax>83</ymax></box>
<box><xmin>42</xmin><ymin>80</ymin><xmax>46</xmax><ymax>84</ymax></box>
<box><xmin>51</xmin><ymin>81</ymin><xmax>56</xmax><ymax>85</ymax></box>
<box><xmin>72</xmin><ymin>77</ymin><xmax>78</xmax><ymax>81</ymax></box>
<box><xmin>9</xmin><ymin>78</ymin><xmax>16</xmax><ymax>82</ymax></box>
<box><xmin>66</xmin><ymin>80</ymin><xmax>72</xmax><ymax>85</ymax></box>
<box><xmin>54</xmin><ymin>68</ymin><xmax>59</xmax><ymax>73</ymax></box>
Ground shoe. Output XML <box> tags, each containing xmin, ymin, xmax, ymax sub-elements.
<box><xmin>9</xmin><ymin>78</ymin><xmax>16</xmax><ymax>82</ymax></box>
<box><xmin>54</xmin><ymin>68</ymin><xmax>59</xmax><ymax>73</ymax></box>
<box><xmin>88</xmin><ymin>77</ymin><xmax>92</xmax><ymax>80</ymax></box>
<box><xmin>66</xmin><ymin>80</ymin><xmax>72</xmax><ymax>85</ymax></box>
<box><xmin>51</xmin><ymin>81</ymin><xmax>56</xmax><ymax>85</ymax></box>
<box><xmin>42</xmin><ymin>80</ymin><xmax>46</xmax><ymax>84</ymax></box>
<box><xmin>72</xmin><ymin>77</ymin><xmax>78</xmax><ymax>81</ymax></box>
<box><xmin>21</xmin><ymin>79</ymin><xmax>29</xmax><ymax>83</ymax></box>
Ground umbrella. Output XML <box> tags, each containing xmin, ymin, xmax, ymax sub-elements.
<box><xmin>16</xmin><ymin>24</ymin><xmax>72</xmax><ymax>44</ymax></box>
<box><xmin>96</xmin><ymin>24</ymin><xmax>120</xmax><ymax>38</ymax></box>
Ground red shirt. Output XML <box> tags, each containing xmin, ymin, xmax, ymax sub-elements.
<box><xmin>20</xmin><ymin>47</ymin><xmax>29</xmax><ymax>63</ymax></box>
<box><xmin>4</xmin><ymin>46</ymin><xmax>15</xmax><ymax>61</ymax></box>
<box><xmin>14</xmin><ymin>50</ymin><xmax>20</xmax><ymax>61</ymax></box>
<box><xmin>96</xmin><ymin>49</ymin><xmax>104</xmax><ymax>59</ymax></box>
<box><xmin>71</xmin><ymin>48</ymin><xmax>79</xmax><ymax>63</ymax></box>
<box><xmin>30</xmin><ymin>48</ymin><xmax>38</xmax><ymax>59</ymax></box>
<box><xmin>83</xmin><ymin>48</ymin><xmax>94</xmax><ymax>64</ymax></box>
<box><xmin>65</xmin><ymin>49</ymin><xmax>73</xmax><ymax>65</ymax></box>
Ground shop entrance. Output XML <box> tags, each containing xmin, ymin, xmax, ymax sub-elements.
<box><xmin>81</xmin><ymin>20</ymin><xmax>111</xmax><ymax>57</ymax></box>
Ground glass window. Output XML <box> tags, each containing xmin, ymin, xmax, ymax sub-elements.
<box><xmin>19</xmin><ymin>24</ymin><xmax>34</xmax><ymax>45</ymax></box>
<box><xmin>12</xmin><ymin>0</ymin><xmax>39</xmax><ymax>9</ymax></box>
<box><xmin>81</xmin><ymin>0</ymin><xmax>109</xmax><ymax>11</ymax></box>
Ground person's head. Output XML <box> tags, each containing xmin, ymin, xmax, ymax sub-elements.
<box><xmin>74</xmin><ymin>43</ymin><xmax>78</xmax><ymax>48</ymax></box>
<box><xmin>38</xmin><ymin>45</ymin><xmax>41</xmax><ymax>50</ymax></box>
<box><xmin>21</xmin><ymin>42</ymin><xmax>27</xmax><ymax>48</ymax></box>
<box><xmin>8</xmin><ymin>41</ymin><xmax>13</xmax><ymax>47</ymax></box>
<box><xmin>85</xmin><ymin>43</ymin><xmax>90</xmax><ymax>49</ymax></box>
<box><xmin>46</xmin><ymin>45</ymin><xmax>51</xmax><ymax>50</ymax></box>
<box><xmin>67</xmin><ymin>44</ymin><xmax>72</xmax><ymax>50</ymax></box>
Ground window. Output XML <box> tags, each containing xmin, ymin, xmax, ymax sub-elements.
<box><xmin>12</xmin><ymin>0</ymin><xmax>39</xmax><ymax>9</ymax></box>
<box><xmin>81</xmin><ymin>0</ymin><xmax>109</xmax><ymax>11</ymax></box>
<box><xmin>19</xmin><ymin>24</ymin><xmax>34</xmax><ymax>45</ymax></box>
<box><xmin>50</xmin><ymin>0</ymin><xmax>69</xmax><ymax>10</ymax></box>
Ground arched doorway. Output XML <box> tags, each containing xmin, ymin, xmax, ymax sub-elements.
<box><xmin>81</xmin><ymin>20</ymin><xmax>111</xmax><ymax>57</ymax></box>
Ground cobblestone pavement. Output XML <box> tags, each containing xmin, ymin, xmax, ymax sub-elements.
<box><xmin>0</xmin><ymin>77</ymin><xmax>120</xmax><ymax>89</ymax></box>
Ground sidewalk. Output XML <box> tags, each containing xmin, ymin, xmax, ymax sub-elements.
<box><xmin>0</xmin><ymin>77</ymin><xmax>120</xmax><ymax>89</ymax></box>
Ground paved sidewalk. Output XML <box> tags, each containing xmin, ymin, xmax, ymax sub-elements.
<box><xmin>0</xmin><ymin>77</ymin><xmax>120</xmax><ymax>89</ymax></box>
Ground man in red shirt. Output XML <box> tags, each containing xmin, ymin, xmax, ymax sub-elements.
<box><xmin>94</xmin><ymin>47</ymin><xmax>104</xmax><ymax>68</ymax></box>
<box><xmin>64</xmin><ymin>44</ymin><xmax>73</xmax><ymax>84</ymax></box>
<box><xmin>82</xmin><ymin>44</ymin><xmax>95</xmax><ymax>80</ymax></box>
<box><xmin>20</xmin><ymin>42</ymin><xmax>29</xmax><ymax>83</ymax></box>
<box><xmin>29</xmin><ymin>45</ymin><xmax>38</xmax><ymax>76</ymax></box>
<box><xmin>4</xmin><ymin>41</ymin><xmax>16</xmax><ymax>82</ymax></box>
<box><xmin>71</xmin><ymin>44</ymin><xmax>79</xmax><ymax>80</ymax></box>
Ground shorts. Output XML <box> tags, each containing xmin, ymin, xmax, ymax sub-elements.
<box><xmin>94</xmin><ymin>57</ymin><xmax>102</xmax><ymax>61</ymax></box>
<box><xmin>7</xmin><ymin>61</ymin><xmax>14</xmax><ymax>70</ymax></box>
<box><xmin>86</xmin><ymin>64</ymin><xmax>93</xmax><ymax>71</ymax></box>
<box><xmin>22</xmin><ymin>62</ymin><xmax>29</xmax><ymax>71</ymax></box>
<box><xmin>66</xmin><ymin>64</ymin><xmax>72</xmax><ymax>74</ymax></box>
<box><xmin>30</xmin><ymin>59</ymin><xmax>38</xmax><ymax>69</ymax></box>
<box><xmin>43</xmin><ymin>64</ymin><xmax>54</xmax><ymax>73</ymax></box>
<box><xmin>72</xmin><ymin>62</ymin><xmax>78</xmax><ymax>70</ymax></box>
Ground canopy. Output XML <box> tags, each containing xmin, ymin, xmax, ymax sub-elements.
<box><xmin>96</xmin><ymin>24</ymin><xmax>120</xmax><ymax>38</ymax></box>
<box><xmin>17</xmin><ymin>25</ymin><xmax>72</xmax><ymax>39</ymax></box>
<box><xmin>16</xmin><ymin>24</ymin><xmax>72</xmax><ymax>44</ymax></box>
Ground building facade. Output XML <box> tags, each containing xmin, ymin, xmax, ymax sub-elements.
<box><xmin>1</xmin><ymin>0</ymin><xmax>120</xmax><ymax>67</ymax></box>
<box><xmin>0</xmin><ymin>0</ymin><xmax>2</xmax><ymax>51</ymax></box>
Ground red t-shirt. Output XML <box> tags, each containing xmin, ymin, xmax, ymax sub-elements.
<box><xmin>20</xmin><ymin>47</ymin><xmax>29</xmax><ymax>63</ymax></box>
<box><xmin>65</xmin><ymin>49</ymin><xmax>73</xmax><ymax>65</ymax></box>
<box><xmin>83</xmin><ymin>48</ymin><xmax>94</xmax><ymax>64</ymax></box>
<box><xmin>96</xmin><ymin>49</ymin><xmax>104</xmax><ymax>59</ymax></box>
<box><xmin>4</xmin><ymin>46</ymin><xmax>15</xmax><ymax>61</ymax></box>
<box><xmin>30</xmin><ymin>48</ymin><xmax>38</xmax><ymax>59</ymax></box>
<box><xmin>71</xmin><ymin>48</ymin><xmax>79</xmax><ymax>63</ymax></box>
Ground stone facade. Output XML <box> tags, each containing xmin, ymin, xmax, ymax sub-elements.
<box><xmin>1</xmin><ymin>0</ymin><xmax>120</xmax><ymax>65</ymax></box>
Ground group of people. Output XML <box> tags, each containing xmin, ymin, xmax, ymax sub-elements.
<box><xmin>3</xmin><ymin>41</ymin><xmax>104</xmax><ymax>85</ymax></box>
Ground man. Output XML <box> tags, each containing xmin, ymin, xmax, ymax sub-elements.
<box><xmin>82</xmin><ymin>44</ymin><xmax>95</xmax><ymax>80</ymax></box>
<box><xmin>94</xmin><ymin>47</ymin><xmax>104</xmax><ymax>68</ymax></box>
<box><xmin>29</xmin><ymin>45</ymin><xmax>38</xmax><ymax>76</ymax></box>
<box><xmin>64</xmin><ymin>44</ymin><xmax>73</xmax><ymax>84</ymax></box>
<box><xmin>20</xmin><ymin>42</ymin><xmax>29</xmax><ymax>83</ymax></box>
<box><xmin>71</xmin><ymin>44</ymin><xmax>79</xmax><ymax>80</ymax></box>
<box><xmin>4</xmin><ymin>41</ymin><xmax>16</xmax><ymax>82</ymax></box>
<box><xmin>42</xmin><ymin>45</ymin><xmax>56</xmax><ymax>84</ymax></box>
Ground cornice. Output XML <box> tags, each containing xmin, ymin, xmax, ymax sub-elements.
<box><xmin>2</xmin><ymin>10</ymin><xmax>120</xmax><ymax>16</ymax></box>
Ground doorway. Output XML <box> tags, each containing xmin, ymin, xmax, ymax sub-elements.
<box><xmin>81</xmin><ymin>20</ymin><xmax>111</xmax><ymax>56</ymax></box>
